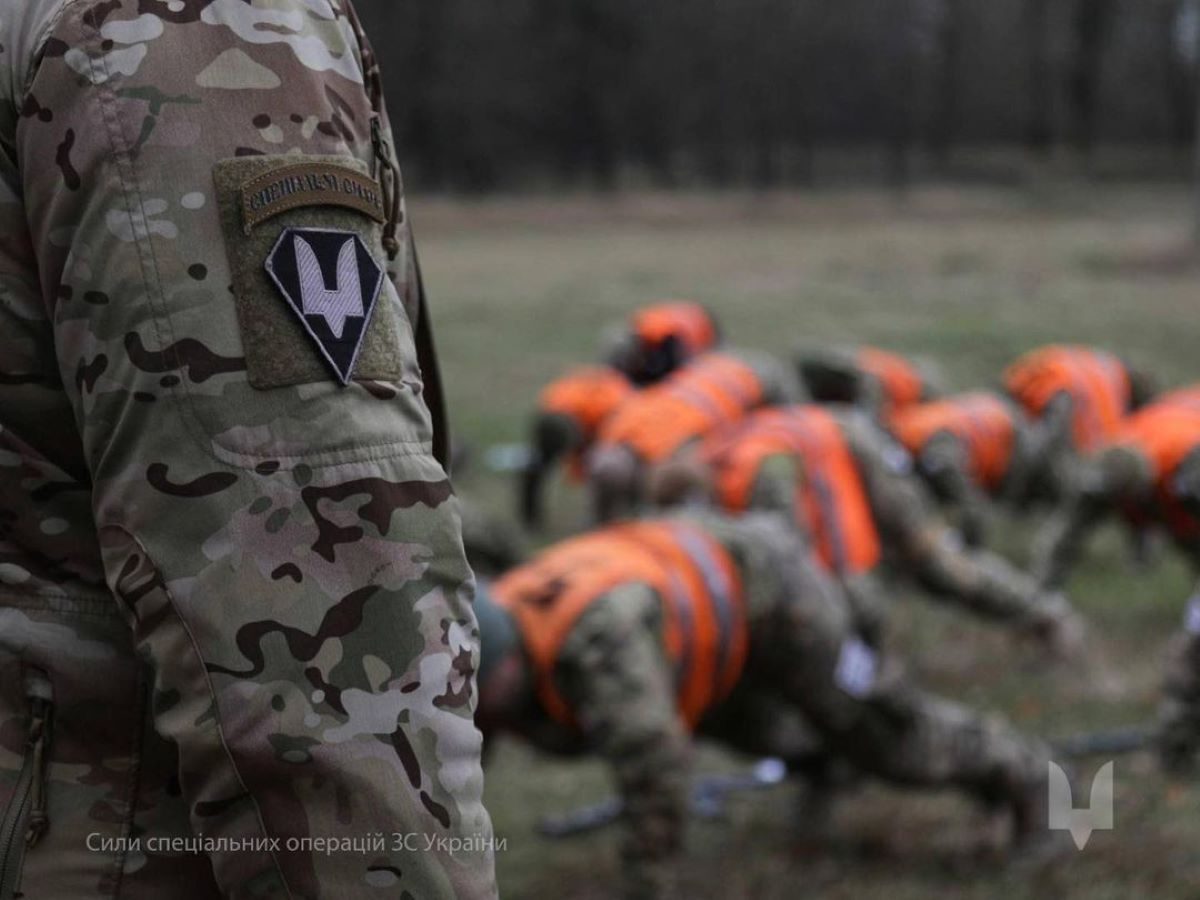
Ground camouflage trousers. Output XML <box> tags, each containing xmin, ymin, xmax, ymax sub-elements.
<box><xmin>737</xmin><ymin>556</ymin><xmax>1049</xmax><ymax>812</ymax></box>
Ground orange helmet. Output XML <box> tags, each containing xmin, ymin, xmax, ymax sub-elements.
<box><xmin>625</xmin><ymin>301</ymin><xmax>720</xmax><ymax>385</ymax></box>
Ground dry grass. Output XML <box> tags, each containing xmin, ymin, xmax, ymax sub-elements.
<box><xmin>416</xmin><ymin>184</ymin><xmax>1200</xmax><ymax>898</ymax></box>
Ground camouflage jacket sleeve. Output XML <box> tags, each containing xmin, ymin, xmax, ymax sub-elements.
<box><xmin>841</xmin><ymin>414</ymin><xmax>1065</xmax><ymax>628</ymax></box>
<box><xmin>521</xmin><ymin>410</ymin><xmax>582</xmax><ymax>527</ymax></box>
<box><xmin>1032</xmin><ymin>447</ymin><xmax>1153</xmax><ymax>590</ymax></box>
<box><xmin>558</xmin><ymin>586</ymin><xmax>690</xmax><ymax>900</ymax></box>
<box><xmin>917</xmin><ymin>431</ymin><xmax>992</xmax><ymax>546</ymax></box>
<box><xmin>6</xmin><ymin>2</ymin><xmax>494</xmax><ymax>897</ymax></box>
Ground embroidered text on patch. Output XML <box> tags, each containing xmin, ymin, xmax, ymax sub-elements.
<box><xmin>265</xmin><ymin>227</ymin><xmax>385</xmax><ymax>385</ymax></box>
<box><xmin>241</xmin><ymin>162</ymin><xmax>386</xmax><ymax>234</ymax></box>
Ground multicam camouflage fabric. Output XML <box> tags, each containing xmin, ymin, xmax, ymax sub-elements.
<box><xmin>0</xmin><ymin>1</ymin><xmax>495</xmax><ymax>897</ymax></box>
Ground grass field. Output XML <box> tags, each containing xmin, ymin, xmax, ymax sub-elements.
<box><xmin>415</xmin><ymin>184</ymin><xmax>1200</xmax><ymax>898</ymax></box>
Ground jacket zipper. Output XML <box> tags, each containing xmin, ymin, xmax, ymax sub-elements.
<box><xmin>0</xmin><ymin>670</ymin><xmax>53</xmax><ymax>900</ymax></box>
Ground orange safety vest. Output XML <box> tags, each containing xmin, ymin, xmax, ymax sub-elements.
<box><xmin>1112</xmin><ymin>405</ymin><xmax>1200</xmax><ymax>540</ymax></box>
<box><xmin>703</xmin><ymin>407</ymin><xmax>882</xmax><ymax>574</ymax></box>
<box><xmin>539</xmin><ymin>366</ymin><xmax>636</xmax><ymax>480</ymax></box>
<box><xmin>492</xmin><ymin>521</ymin><xmax>748</xmax><ymax>728</ymax></box>
<box><xmin>1004</xmin><ymin>345</ymin><xmax>1130</xmax><ymax>451</ymax></box>
<box><xmin>1157</xmin><ymin>385</ymin><xmax>1200</xmax><ymax>416</ymax></box>
<box><xmin>856</xmin><ymin>347</ymin><xmax>925</xmax><ymax>410</ymax></box>
<box><xmin>631</xmin><ymin>301</ymin><xmax>718</xmax><ymax>357</ymax></box>
<box><xmin>597</xmin><ymin>353</ymin><xmax>765</xmax><ymax>463</ymax></box>
<box><xmin>887</xmin><ymin>393</ymin><xmax>1016</xmax><ymax>491</ymax></box>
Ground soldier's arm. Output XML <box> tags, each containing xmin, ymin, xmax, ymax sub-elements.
<box><xmin>16</xmin><ymin>2</ymin><xmax>493</xmax><ymax>896</ymax></box>
<box><xmin>845</xmin><ymin>416</ymin><xmax>1069</xmax><ymax>628</ymax></box>
<box><xmin>521</xmin><ymin>411</ymin><xmax>581</xmax><ymax>528</ymax></box>
<box><xmin>560</xmin><ymin>587</ymin><xmax>691</xmax><ymax>900</ymax></box>
<box><xmin>918</xmin><ymin>432</ymin><xmax>992</xmax><ymax>547</ymax></box>
<box><xmin>1031</xmin><ymin>453</ymin><xmax>1139</xmax><ymax>590</ymax></box>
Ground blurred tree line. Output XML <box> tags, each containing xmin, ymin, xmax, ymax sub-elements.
<box><xmin>357</xmin><ymin>0</ymin><xmax>1200</xmax><ymax>191</ymax></box>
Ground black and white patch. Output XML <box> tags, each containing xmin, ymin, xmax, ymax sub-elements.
<box><xmin>265</xmin><ymin>227</ymin><xmax>385</xmax><ymax>385</ymax></box>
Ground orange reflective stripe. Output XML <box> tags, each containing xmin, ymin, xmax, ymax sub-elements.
<box><xmin>631</xmin><ymin>301</ymin><xmax>718</xmax><ymax>356</ymax></box>
<box><xmin>538</xmin><ymin>366</ymin><xmax>635</xmax><ymax>440</ymax></box>
<box><xmin>622</xmin><ymin>522</ymin><xmax>747</xmax><ymax>725</ymax></box>
<box><xmin>598</xmin><ymin>353</ymin><xmax>765</xmax><ymax>463</ymax></box>
<box><xmin>888</xmin><ymin>393</ymin><xmax>1015</xmax><ymax>490</ymax></box>
<box><xmin>956</xmin><ymin>396</ymin><xmax>1016</xmax><ymax>489</ymax></box>
<box><xmin>492</xmin><ymin>522</ymin><xmax>747</xmax><ymax>728</ymax></box>
<box><xmin>1004</xmin><ymin>346</ymin><xmax>1130</xmax><ymax>450</ymax></box>
<box><xmin>793</xmin><ymin>410</ymin><xmax>882</xmax><ymax>574</ymax></box>
<box><xmin>705</xmin><ymin>418</ymin><xmax>790</xmax><ymax>513</ymax></box>
<box><xmin>670</xmin><ymin>355</ymin><xmax>761</xmax><ymax>420</ymax></box>
<box><xmin>1113</xmin><ymin>406</ymin><xmax>1200</xmax><ymax>539</ymax></box>
<box><xmin>856</xmin><ymin>347</ymin><xmax>924</xmax><ymax>409</ymax></box>
<box><xmin>704</xmin><ymin>407</ymin><xmax>881</xmax><ymax>574</ymax></box>
<box><xmin>1069</xmin><ymin>351</ymin><xmax>1129</xmax><ymax>448</ymax></box>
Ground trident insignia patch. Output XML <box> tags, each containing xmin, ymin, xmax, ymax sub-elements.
<box><xmin>265</xmin><ymin>227</ymin><xmax>385</xmax><ymax>384</ymax></box>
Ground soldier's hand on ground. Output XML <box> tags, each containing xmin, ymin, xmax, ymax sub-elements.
<box><xmin>1025</xmin><ymin>603</ymin><xmax>1088</xmax><ymax>663</ymax></box>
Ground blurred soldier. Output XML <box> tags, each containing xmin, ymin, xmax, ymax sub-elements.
<box><xmin>521</xmin><ymin>365</ymin><xmax>636</xmax><ymax>527</ymax></box>
<box><xmin>475</xmin><ymin>513</ymin><xmax>1056</xmax><ymax>899</ymax></box>
<box><xmin>796</xmin><ymin>344</ymin><xmax>942</xmax><ymax>416</ymax></box>
<box><xmin>1003</xmin><ymin>344</ymin><xmax>1156</xmax><ymax>454</ymax></box>
<box><xmin>1033</xmin><ymin>402</ymin><xmax>1200</xmax><ymax>769</ymax></box>
<box><xmin>520</xmin><ymin>301</ymin><xmax>719</xmax><ymax>527</ymax></box>
<box><xmin>886</xmin><ymin>391</ymin><xmax>1072</xmax><ymax>546</ymax></box>
<box><xmin>658</xmin><ymin>406</ymin><xmax>1082</xmax><ymax>653</ymax></box>
<box><xmin>0</xmin><ymin>2</ymin><xmax>495</xmax><ymax>898</ymax></box>
<box><xmin>588</xmin><ymin>350</ymin><xmax>799</xmax><ymax>521</ymax></box>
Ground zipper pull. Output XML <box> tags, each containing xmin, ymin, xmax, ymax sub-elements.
<box><xmin>371</xmin><ymin>115</ymin><xmax>403</xmax><ymax>262</ymax></box>
<box><xmin>21</xmin><ymin>672</ymin><xmax>52</xmax><ymax>850</ymax></box>
<box><xmin>23</xmin><ymin>699</ymin><xmax>49</xmax><ymax>849</ymax></box>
